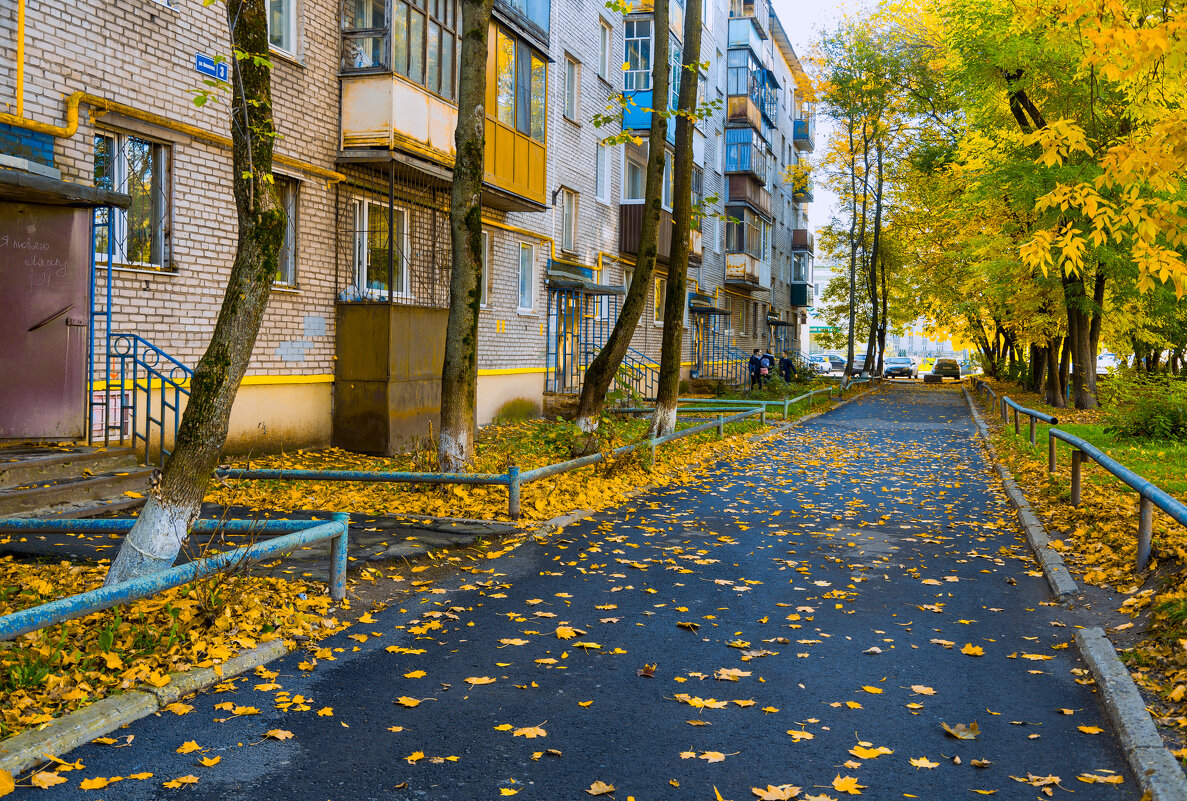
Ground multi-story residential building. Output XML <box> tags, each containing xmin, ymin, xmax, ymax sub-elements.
<box><xmin>0</xmin><ymin>0</ymin><xmax>813</xmax><ymax>457</ymax></box>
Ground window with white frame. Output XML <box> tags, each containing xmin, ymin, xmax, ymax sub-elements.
<box><xmin>560</xmin><ymin>188</ymin><xmax>577</xmax><ymax>252</ymax></box>
<box><xmin>624</xmin><ymin>19</ymin><xmax>652</xmax><ymax>91</ymax></box>
<box><xmin>598</xmin><ymin>20</ymin><xmax>612</xmax><ymax>80</ymax></box>
<box><xmin>564</xmin><ymin>56</ymin><xmax>579</xmax><ymax>120</ymax></box>
<box><xmin>275</xmin><ymin>176</ymin><xmax>298</xmax><ymax>285</ymax></box>
<box><xmin>270</xmin><ymin>0</ymin><xmax>297</xmax><ymax>54</ymax></box>
<box><xmin>624</xmin><ymin>142</ymin><xmax>646</xmax><ymax>201</ymax></box>
<box><xmin>93</xmin><ymin>131</ymin><xmax>171</xmax><ymax>269</ymax></box>
<box><xmin>518</xmin><ymin>243</ymin><xmax>534</xmax><ymax>311</ymax></box>
<box><xmin>595</xmin><ymin>143</ymin><xmax>610</xmax><ymax>203</ymax></box>
<box><xmin>480</xmin><ymin>230</ymin><xmax>491</xmax><ymax>307</ymax></box>
<box><xmin>662</xmin><ymin>150</ymin><xmax>673</xmax><ymax>209</ymax></box>
<box><xmin>352</xmin><ymin>200</ymin><xmax>409</xmax><ymax>299</ymax></box>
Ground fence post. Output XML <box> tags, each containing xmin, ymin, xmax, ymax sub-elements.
<box><xmin>1013</xmin><ymin>407</ymin><xmax>1019</xmax><ymax>435</ymax></box>
<box><xmin>1001</xmin><ymin>397</ymin><xmax>1007</xmax><ymax>423</ymax></box>
<box><xmin>329</xmin><ymin>512</ymin><xmax>350</xmax><ymax>602</ymax></box>
<box><xmin>1071</xmin><ymin>450</ymin><xmax>1083</xmax><ymax>506</ymax></box>
<box><xmin>1048</xmin><ymin>433</ymin><xmax>1056</xmax><ymax>472</ymax></box>
<box><xmin>1028</xmin><ymin>416</ymin><xmax>1036</xmax><ymax>447</ymax></box>
<box><xmin>717</xmin><ymin>415</ymin><xmax>724</xmax><ymax>439</ymax></box>
<box><xmin>1136</xmin><ymin>496</ymin><xmax>1153</xmax><ymax>573</ymax></box>
<box><xmin>649</xmin><ymin>437</ymin><xmax>657</xmax><ymax>468</ymax></box>
<box><xmin>760</xmin><ymin>408</ymin><xmax>767</xmax><ymax>424</ymax></box>
<box><xmin>784</xmin><ymin>398</ymin><xmax>790</xmax><ymax>419</ymax></box>
<box><xmin>507</xmin><ymin>465</ymin><xmax>521</xmax><ymax>520</ymax></box>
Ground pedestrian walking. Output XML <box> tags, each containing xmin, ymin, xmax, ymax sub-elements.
<box><xmin>748</xmin><ymin>349</ymin><xmax>762</xmax><ymax>390</ymax></box>
<box><xmin>779</xmin><ymin>350</ymin><xmax>794</xmax><ymax>383</ymax></box>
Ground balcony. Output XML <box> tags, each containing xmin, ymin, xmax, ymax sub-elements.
<box><xmin>619</xmin><ymin>204</ymin><xmax>703</xmax><ymax>264</ymax></box>
<box><xmin>728</xmin><ymin>0</ymin><xmax>769</xmax><ymax>38</ymax></box>
<box><xmin>726</xmin><ymin>175</ymin><xmax>772</xmax><ymax>217</ymax></box>
<box><xmin>791</xmin><ymin>228</ymin><xmax>813</xmax><ymax>252</ymax></box>
<box><xmin>727</xmin><ymin>95</ymin><xmax>762</xmax><ymax>130</ymax></box>
<box><xmin>724</xmin><ymin>132</ymin><xmax>769</xmax><ymax>182</ymax></box>
<box><xmin>622</xmin><ymin>89</ymin><xmax>676</xmax><ymax>144</ymax></box>
<box><xmin>789</xmin><ymin>282</ymin><xmax>811</xmax><ymax>307</ymax></box>
<box><xmin>793</xmin><ymin>118</ymin><xmax>814</xmax><ymax>151</ymax></box>
<box><xmin>793</xmin><ymin>177</ymin><xmax>814</xmax><ymax>203</ymax></box>
<box><xmin>725</xmin><ymin>252</ymin><xmax>771</xmax><ymax>290</ymax></box>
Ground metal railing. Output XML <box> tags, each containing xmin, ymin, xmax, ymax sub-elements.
<box><xmin>217</xmin><ymin>407</ymin><xmax>766</xmax><ymax>519</ymax></box>
<box><xmin>676</xmin><ymin>387</ymin><xmax>834</xmax><ymax>419</ymax></box>
<box><xmin>109</xmin><ymin>334</ymin><xmax>193</xmax><ymax>468</ymax></box>
<box><xmin>0</xmin><ymin>514</ymin><xmax>350</xmax><ymax>641</ymax></box>
<box><xmin>972</xmin><ymin>380</ymin><xmax>1187</xmax><ymax>573</ymax></box>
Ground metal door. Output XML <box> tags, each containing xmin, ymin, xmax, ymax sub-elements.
<box><xmin>0</xmin><ymin>203</ymin><xmax>90</xmax><ymax>439</ymax></box>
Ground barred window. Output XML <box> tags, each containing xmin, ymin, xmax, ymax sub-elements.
<box><xmin>94</xmin><ymin>132</ymin><xmax>171</xmax><ymax>270</ymax></box>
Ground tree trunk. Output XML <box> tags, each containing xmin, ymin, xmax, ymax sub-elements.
<box><xmin>105</xmin><ymin>0</ymin><xmax>282</xmax><ymax>585</ymax></box>
<box><xmin>1063</xmin><ymin>272</ymin><xmax>1098</xmax><ymax>409</ymax></box>
<box><xmin>650</xmin><ymin>0</ymin><xmax>702</xmax><ymax>437</ymax></box>
<box><xmin>572</xmin><ymin>0</ymin><xmax>669</xmax><ymax>447</ymax></box>
<box><xmin>1059</xmin><ymin>335</ymin><xmax>1071</xmax><ymax>401</ymax></box>
<box><xmin>863</xmin><ymin>139</ymin><xmax>884</xmax><ymax>375</ymax></box>
<box><xmin>846</xmin><ymin>119</ymin><xmax>870</xmax><ymax>379</ymax></box>
<box><xmin>1031</xmin><ymin>344</ymin><xmax>1047</xmax><ymax>396</ymax></box>
<box><xmin>876</xmin><ymin>253</ymin><xmax>887</xmax><ymax>375</ymax></box>
<box><xmin>438</xmin><ymin>0</ymin><xmax>496</xmax><ymax>472</ymax></box>
<box><xmin>1046</xmin><ymin>336</ymin><xmax>1065</xmax><ymax>408</ymax></box>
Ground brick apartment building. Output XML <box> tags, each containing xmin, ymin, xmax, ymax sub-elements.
<box><xmin>0</xmin><ymin>0</ymin><xmax>814</xmax><ymax>457</ymax></box>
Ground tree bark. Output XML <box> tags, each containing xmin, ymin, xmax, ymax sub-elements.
<box><xmin>572</xmin><ymin>0</ymin><xmax>669</xmax><ymax>448</ymax></box>
<box><xmin>1062</xmin><ymin>271</ymin><xmax>1098</xmax><ymax>409</ymax></box>
<box><xmin>650</xmin><ymin>0</ymin><xmax>702</xmax><ymax>437</ymax></box>
<box><xmin>864</xmin><ymin>139</ymin><xmax>884</xmax><ymax>375</ymax></box>
<box><xmin>438</xmin><ymin>0</ymin><xmax>496</xmax><ymax>472</ymax></box>
<box><xmin>1059</xmin><ymin>334</ymin><xmax>1071</xmax><ymax>400</ymax></box>
<box><xmin>105</xmin><ymin>0</ymin><xmax>282</xmax><ymax>585</ymax></box>
<box><xmin>877</xmin><ymin>249</ymin><xmax>888</xmax><ymax>374</ymax></box>
<box><xmin>1046</xmin><ymin>336</ymin><xmax>1066</xmax><ymax>408</ymax></box>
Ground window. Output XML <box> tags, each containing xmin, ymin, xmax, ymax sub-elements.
<box><xmin>93</xmin><ymin>132</ymin><xmax>170</xmax><ymax>269</ymax></box>
<box><xmin>669</xmin><ymin>45</ymin><xmax>682</xmax><ymax>113</ymax></box>
<box><xmin>564</xmin><ymin>56</ymin><xmax>579</xmax><ymax>120</ymax></box>
<box><xmin>561</xmin><ymin>189</ymin><xmax>577</xmax><ymax>252</ymax></box>
<box><xmin>598</xmin><ymin>20</ymin><xmax>612</xmax><ymax>80</ymax></box>
<box><xmin>343</xmin><ymin>0</ymin><xmax>459</xmax><ymax>101</ymax></box>
<box><xmin>624</xmin><ymin>19</ymin><xmax>652</xmax><ymax>91</ymax></box>
<box><xmin>480</xmin><ymin>231</ymin><xmax>491</xmax><ymax>307</ymax></box>
<box><xmin>275</xmin><ymin>176</ymin><xmax>298</xmax><ymax>285</ymax></box>
<box><xmin>595</xmin><ymin>143</ymin><xmax>610</xmax><ymax>203</ymax></box>
<box><xmin>518</xmin><ymin>243</ymin><xmax>534</xmax><ymax>310</ymax></box>
<box><xmin>353</xmin><ymin>200</ymin><xmax>409</xmax><ymax>299</ymax></box>
<box><xmin>691</xmin><ymin>165</ymin><xmax>704</xmax><ymax>228</ymax></box>
<box><xmin>494</xmin><ymin>28</ymin><xmax>546</xmax><ymax>141</ymax></box>
<box><xmin>654</xmin><ymin>276</ymin><xmax>667</xmax><ymax>324</ymax></box>
<box><xmin>499</xmin><ymin>0</ymin><xmax>550</xmax><ymax>37</ymax></box>
<box><xmin>270</xmin><ymin>0</ymin><xmax>296</xmax><ymax>54</ymax></box>
<box><xmin>662</xmin><ymin>150</ymin><xmax>673</xmax><ymax>209</ymax></box>
<box><xmin>624</xmin><ymin>146</ymin><xmax>646</xmax><ymax>201</ymax></box>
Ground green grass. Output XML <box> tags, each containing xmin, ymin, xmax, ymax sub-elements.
<box><xmin>1039</xmin><ymin>422</ymin><xmax>1187</xmax><ymax>498</ymax></box>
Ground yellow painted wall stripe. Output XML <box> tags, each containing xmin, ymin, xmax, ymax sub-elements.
<box><xmin>477</xmin><ymin>367</ymin><xmax>547</xmax><ymax>376</ymax></box>
<box><xmin>91</xmin><ymin>374</ymin><xmax>335</xmax><ymax>392</ymax></box>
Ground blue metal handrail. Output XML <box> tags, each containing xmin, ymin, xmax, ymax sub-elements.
<box><xmin>0</xmin><ymin>514</ymin><xmax>350</xmax><ymax>640</ymax></box>
<box><xmin>218</xmin><ymin>407</ymin><xmax>767</xmax><ymax>519</ymax></box>
<box><xmin>110</xmin><ymin>334</ymin><xmax>193</xmax><ymax>468</ymax></box>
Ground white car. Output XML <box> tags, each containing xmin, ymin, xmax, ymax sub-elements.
<box><xmin>1097</xmin><ymin>352</ymin><xmax>1119</xmax><ymax>377</ymax></box>
<box><xmin>807</xmin><ymin>354</ymin><xmax>831</xmax><ymax>373</ymax></box>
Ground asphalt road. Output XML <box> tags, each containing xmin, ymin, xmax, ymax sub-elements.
<box><xmin>15</xmin><ymin>384</ymin><xmax>1137</xmax><ymax>800</ymax></box>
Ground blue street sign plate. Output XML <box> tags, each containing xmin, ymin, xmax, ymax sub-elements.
<box><xmin>194</xmin><ymin>53</ymin><xmax>229</xmax><ymax>82</ymax></box>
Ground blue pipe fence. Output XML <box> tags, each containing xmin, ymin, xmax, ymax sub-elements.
<box><xmin>0</xmin><ymin>514</ymin><xmax>350</xmax><ymax>641</ymax></box>
<box><xmin>216</xmin><ymin>407</ymin><xmax>768</xmax><ymax>520</ymax></box>
<box><xmin>972</xmin><ymin>379</ymin><xmax>1187</xmax><ymax>573</ymax></box>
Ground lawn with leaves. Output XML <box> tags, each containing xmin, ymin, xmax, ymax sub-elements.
<box><xmin>971</xmin><ymin>378</ymin><xmax>1187</xmax><ymax>746</ymax></box>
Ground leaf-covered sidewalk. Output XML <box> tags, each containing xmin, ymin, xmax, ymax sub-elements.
<box><xmin>2</xmin><ymin>384</ymin><xmax>1142</xmax><ymax>799</ymax></box>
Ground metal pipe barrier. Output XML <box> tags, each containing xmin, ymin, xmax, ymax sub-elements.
<box><xmin>217</xmin><ymin>409</ymin><xmax>765</xmax><ymax>520</ymax></box>
<box><xmin>1000</xmin><ymin>396</ymin><xmax>1059</xmax><ymax>446</ymax></box>
<box><xmin>1048</xmin><ymin>431</ymin><xmax>1187</xmax><ymax>573</ymax></box>
<box><xmin>0</xmin><ymin>513</ymin><xmax>350</xmax><ymax>641</ymax></box>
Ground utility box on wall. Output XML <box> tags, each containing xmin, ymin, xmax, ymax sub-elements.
<box><xmin>332</xmin><ymin>303</ymin><xmax>448</xmax><ymax>455</ymax></box>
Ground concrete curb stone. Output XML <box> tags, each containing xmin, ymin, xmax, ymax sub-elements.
<box><xmin>1076</xmin><ymin>627</ymin><xmax>1187</xmax><ymax>801</ymax></box>
<box><xmin>962</xmin><ymin>386</ymin><xmax>1079</xmax><ymax>601</ymax></box>
<box><xmin>0</xmin><ymin>639</ymin><xmax>292</xmax><ymax>778</ymax></box>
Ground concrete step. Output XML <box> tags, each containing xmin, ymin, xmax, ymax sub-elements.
<box><xmin>0</xmin><ymin>446</ymin><xmax>140</xmax><ymax>490</ymax></box>
<box><xmin>0</xmin><ymin>467</ymin><xmax>154</xmax><ymax>518</ymax></box>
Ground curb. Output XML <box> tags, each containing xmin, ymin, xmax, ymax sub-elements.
<box><xmin>1076</xmin><ymin>627</ymin><xmax>1187</xmax><ymax>801</ymax></box>
<box><xmin>962</xmin><ymin>386</ymin><xmax>1079</xmax><ymax>601</ymax></box>
<box><xmin>0</xmin><ymin>638</ymin><xmax>290</xmax><ymax>777</ymax></box>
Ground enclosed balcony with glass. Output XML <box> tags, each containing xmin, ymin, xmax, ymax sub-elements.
<box><xmin>793</xmin><ymin>106</ymin><xmax>815</xmax><ymax>152</ymax></box>
<box><xmin>339</xmin><ymin>0</ymin><xmax>549</xmax><ymax>209</ymax></box>
<box><xmin>723</xmin><ymin>127</ymin><xmax>770</xmax><ymax>181</ymax></box>
<box><xmin>622</xmin><ymin>19</ymin><xmax>680</xmax><ymax>144</ymax></box>
<box><xmin>728</xmin><ymin>0</ymin><xmax>768</xmax><ymax>37</ymax></box>
<box><xmin>724</xmin><ymin>205</ymin><xmax>772</xmax><ymax>290</ymax></box>
<box><xmin>726</xmin><ymin>48</ymin><xmax>764</xmax><ymax>129</ymax></box>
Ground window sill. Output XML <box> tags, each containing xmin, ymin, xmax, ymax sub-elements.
<box><xmin>563</xmin><ymin>115</ymin><xmax>581</xmax><ymax>126</ymax></box>
<box><xmin>96</xmin><ymin>262</ymin><xmax>176</xmax><ymax>277</ymax></box>
<box><xmin>270</xmin><ymin>47</ymin><xmax>305</xmax><ymax>69</ymax></box>
<box><xmin>597</xmin><ymin>75</ymin><xmax>615</xmax><ymax>90</ymax></box>
<box><xmin>516</xmin><ymin>309</ymin><xmax>537</xmax><ymax>317</ymax></box>
<box><xmin>272</xmin><ymin>283</ymin><xmax>301</xmax><ymax>294</ymax></box>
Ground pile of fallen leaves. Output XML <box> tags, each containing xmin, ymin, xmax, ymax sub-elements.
<box><xmin>0</xmin><ymin>556</ymin><xmax>340</xmax><ymax>740</ymax></box>
<box><xmin>971</xmin><ymin>378</ymin><xmax>1187</xmax><ymax>742</ymax></box>
<box><xmin>208</xmin><ymin>417</ymin><xmax>764</xmax><ymax>522</ymax></box>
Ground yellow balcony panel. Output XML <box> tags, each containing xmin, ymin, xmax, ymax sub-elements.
<box><xmin>725</xmin><ymin>252</ymin><xmax>771</xmax><ymax>290</ymax></box>
<box><xmin>484</xmin><ymin>117</ymin><xmax>547</xmax><ymax>207</ymax></box>
<box><xmin>341</xmin><ymin>74</ymin><xmax>457</xmax><ymax>163</ymax></box>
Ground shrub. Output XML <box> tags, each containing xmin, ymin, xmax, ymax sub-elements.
<box><xmin>1104</xmin><ymin>375</ymin><xmax>1187</xmax><ymax>441</ymax></box>
<box><xmin>494</xmin><ymin>398</ymin><xmax>540</xmax><ymax>423</ymax></box>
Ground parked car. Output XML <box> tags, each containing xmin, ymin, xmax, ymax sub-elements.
<box><xmin>807</xmin><ymin>354</ymin><xmax>831</xmax><ymax>373</ymax></box>
<box><xmin>1096</xmin><ymin>352</ymin><xmax>1119</xmax><ymax>378</ymax></box>
<box><xmin>931</xmin><ymin>357</ymin><xmax>961</xmax><ymax>380</ymax></box>
<box><xmin>826</xmin><ymin>355</ymin><xmax>847</xmax><ymax>373</ymax></box>
<box><xmin>884</xmin><ymin>356</ymin><xmax>917</xmax><ymax>379</ymax></box>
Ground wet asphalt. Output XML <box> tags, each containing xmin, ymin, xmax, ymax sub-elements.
<box><xmin>12</xmin><ymin>384</ymin><xmax>1138</xmax><ymax>800</ymax></box>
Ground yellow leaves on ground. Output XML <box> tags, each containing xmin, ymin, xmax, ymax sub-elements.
<box><xmin>465</xmin><ymin>676</ymin><xmax>497</xmax><ymax>686</ymax></box>
<box><xmin>832</xmin><ymin>774</ymin><xmax>866</xmax><ymax>794</ymax></box>
<box><xmin>198</xmin><ymin>756</ymin><xmax>222</xmax><ymax>767</ymax></box>
<box><xmin>860</xmin><ymin>686</ymin><xmax>882</xmax><ymax>694</ymax></box>
<box><xmin>848</xmin><ymin>742</ymin><xmax>892</xmax><ymax>760</ymax></box>
<box><xmin>1077</xmin><ymin>725</ymin><xmax>1104</xmax><ymax>735</ymax></box>
<box><xmin>395</xmin><ymin>697</ymin><xmax>423</xmax><ymax>707</ymax></box>
<box><xmin>500</xmin><ymin>788</ymin><xmax>519</xmax><ymax>796</ymax></box>
<box><xmin>675</xmin><ymin>694</ymin><xmax>729</xmax><ymax>709</ymax></box>
<box><xmin>405</xmin><ymin>751</ymin><xmax>425</xmax><ymax>764</ymax></box>
<box><xmin>29</xmin><ymin>771</ymin><xmax>67</xmax><ymax>789</ymax></box>
<box><xmin>960</xmin><ymin>644</ymin><xmax>985</xmax><ymax>657</ymax></box>
<box><xmin>715</xmin><ymin>668</ymin><xmax>751</xmax><ymax>682</ymax></box>
<box><xmin>941</xmin><ymin>721</ymin><xmax>980</xmax><ymax>740</ymax></box>
<box><xmin>910</xmin><ymin>756</ymin><xmax>940</xmax><ymax>769</ymax></box>
<box><xmin>513</xmin><ymin>726</ymin><xmax>548</xmax><ymax>738</ymax></box>
<box><xmin>500</xmin><ymin>638</ymin><xmax>530</xmax><ymax>646</ymax></box>
<box><xmin>0</xmin><ymin>769</ymin><xmax>13</xmax><ymax>797</ymax></box>
<box><xmin>587</xmin><ymin>780</ymin><xmax>616</xmax><ymax>795</ymax></box>
<box><xmin>554</xmin><ymin>626</ymin><xmax>585</xmax><ymax>640</ymax></box>
<box><xmin>176</xmin><ymin>741</ymin><xmax>202</xmax><ymax>754</ymax></box>
<box><xmin>404</xmin><ymin>670</ymin><xmax>427</xmax><ymax>679</ymax></box>
<box><xmin>317</xmin><ymin>706</ymin><xmax>334</xmax><ymax>716</ymax></box>
<box><xmin>909</xmin><ymin>685</ymin><xmax>935</xmax><ymax>696</ymax></box>
<box><xmin>162</xmin><ymin>775</ymin><xmax>199</xmax><ymax>788</ymax></box>
<box><xmin>1077</xmin><ymin>772</ymin><xmax>1124</xmax><ymax>784</ymax></box>
<box><xmin>79</xmin><ymin>776</ymin><xmax>121</xmax><ymax>789</ymax></box>
<box><xmin>752</xmin><ymin>785</ymin><xmax>801</xmax><ymax>800</ymax></box>
<box><xmin>264</xmin><ymin>730</ymin><xmax>294</xmax><ymax>740</ymax></box>
<box><xmin>786</xmin><ymin>729</ymin><xmax>815</xmax><ymax>742</ymax></box>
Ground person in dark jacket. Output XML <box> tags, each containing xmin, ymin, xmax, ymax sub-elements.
<box><xmin>779</xmin><ymin>350</ymin><xmax>795</xmax><ymax>383</ymax></box>
<box><xmin>759</xmin><ymin>349</ymin><xmax>775</xmax><ymax>387</ymax></box>
<box><xmin>748</xmin><ymin>349</ymin><xmax>762</xmax><ymax>390</ymax></box>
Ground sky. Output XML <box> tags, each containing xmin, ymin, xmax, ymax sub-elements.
<box><xmin>771</xmin><ymin>0</ymin><xmax>869</xmax><ymax>256</ymax></box>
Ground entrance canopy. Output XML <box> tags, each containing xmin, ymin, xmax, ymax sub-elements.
<box><xmin>0</xmin><ymin>167</ymin><xmax>130</xmax><ymax>208</ymax></box>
